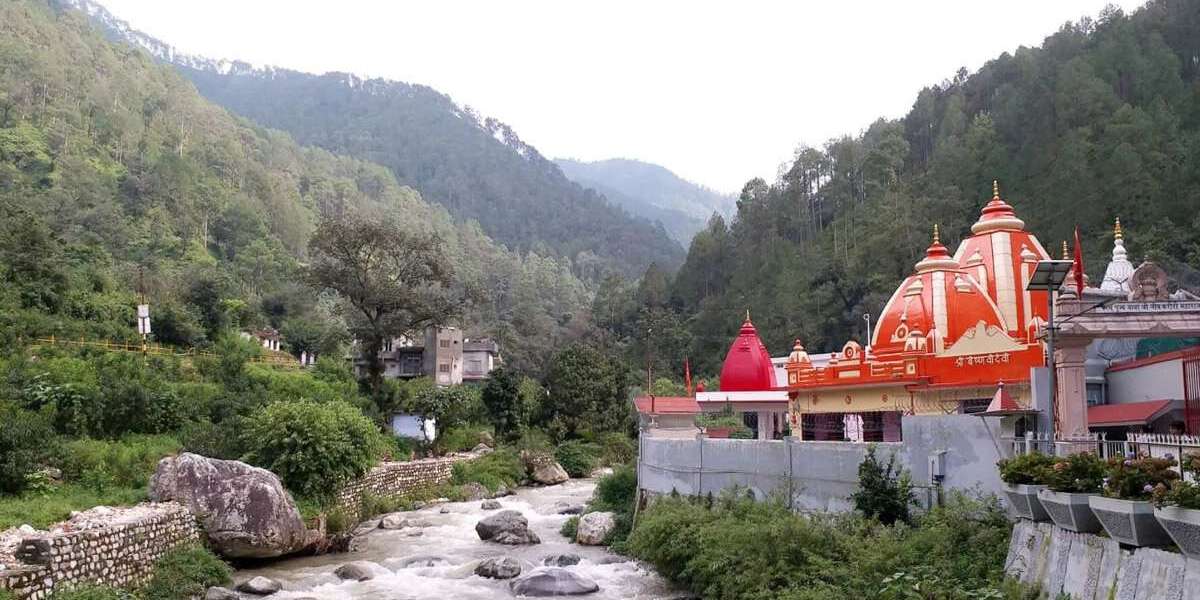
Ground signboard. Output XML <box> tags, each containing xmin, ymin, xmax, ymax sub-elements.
<box><xmin>137</xmin><ymin>304</ymin><xmax>151</xmax><ymax>335</ymax></box>
<box><xmin>1095</xmin><ymin>301</ymin><xmax>1200</xmax><ymax>314</ymax></box>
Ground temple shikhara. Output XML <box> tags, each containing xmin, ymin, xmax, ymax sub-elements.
<box><xmin>660</xmin><ymin>182</ymin><xmax>1200</xmax><ymax>442</ymax></box>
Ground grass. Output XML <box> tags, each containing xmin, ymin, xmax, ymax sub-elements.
<box><xmin>451</xmin><ymin>449</ymin><xmax>524</xmax><ymax>493</ymax></box>
<box><xmin>0</xmin><ymin>483</ymin><xmax>147</xmax><ymax>529</ymax></box>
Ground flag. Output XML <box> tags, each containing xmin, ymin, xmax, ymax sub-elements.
<box><xmin>1073</xmin><ymin>226</ymin><xmax>1085</xmax><ymax>295</ymax></box>
<box><xmin>684</xmin><ymin>357</ymin><xmax>693</xmax><ymax>396</ymax></box>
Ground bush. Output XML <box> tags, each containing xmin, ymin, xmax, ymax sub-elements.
<box><xmin>556</xmin><ymin>440</ymin><xmax>601</xmax><ymax>477</ymax></box>
<box><xmin>141</xmin><ymin>545</ymin><xmax>231</xmax><ymax>600</ymax></box>
<box><xmin>850</xmin><ymin>445</ymin><xmax>915</xmax><ymax>525</ymax></box>
<box><xmin>435</xmin><ymin>424</ymin><xmax>493</xmax><ymax>455</ymax></box>
<box><xmin>241</xmin><ymin>400</ymin><xmax>386</xmax><ymax>498</ymax></box>
<box><xmin>996</xmin><ymin>452</ymin><xmax>1055</xmax><ymax>485</ymax></box>
<box><xmin>588</xmin><ymin>464</ymin><xmax>637</xmax><ymax>548</ymax></box>
<box><xmin>1044</xmin><ymin>452</ymin><xmax>1106</xmax><ymax>493</ymax></box>
<box><xmin>1103</xmin><ymin>453</ymin><xmax>1178</xmax><ymax>500</ymax></box>
<box><xmin>0</xmin><ymin>404</ymin><xmax>58</xmax><ymax>494</ymax></box>
<box><xmin>58</xmin><ymin>435</ymin><xmax>181</xmax><ymax>491</ymax></box>
<box><xmin>47</xmin><ymin>585</ymin><xmax>135</xmax><ymax>600</ymax></box>
<box><xmin>598</xmin><ymin>432</ymin><xmax>636</xmax><ymax>466</ymax></box>
<box><xmin>0</xmin><ymin>483</ymin><xmax>147</xmax><ymax>529</ymax></box>
<box><xmin>1154</xmin><ymin>453</ymin><xmax>1200</xmax><ymax>509</ymax></box>
<box><xmin>178</xmin><ymin>418</ymin><xmax>245</xmax><ymax>460</ymax></box>
<box><xmin>560</xmin><ymin>515</ymin><xmax>579</xmax><ymax>540</ymax></box>
<box><xmin>451</xmin><ymin>449</ymin><xmax>524</xmax><ymax>492</ymax></box>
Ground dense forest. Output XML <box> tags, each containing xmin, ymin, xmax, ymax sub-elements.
<box><xmin>0</xmin><ymin>0</ymin><xmax>592</xmax><ymax>373</ymax></box>
<box><xmin>555</xmin><ymin>158</ymin><xmax>735</xmax><ymax>245</ymax></box>
<box><xmin>593</xmin><ymin>0</ymin><xmax>1200</xmax><ymax>378</ymax></box>
<box><xmin>65</xmin><ymin>0</ymin><xmax>684</xmax><ymax>281</ymax></box>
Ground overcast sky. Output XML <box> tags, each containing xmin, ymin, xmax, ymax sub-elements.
<box><xmin>100</xmin><ymin>0</ymin><xmax>1142</xmax><ymax>194</ymax></box>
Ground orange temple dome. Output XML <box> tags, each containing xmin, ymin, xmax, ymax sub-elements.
<box><xmin>718</xmin><ymin>314</ymin><xmax>777</xmax><ymax>391</ymax></box>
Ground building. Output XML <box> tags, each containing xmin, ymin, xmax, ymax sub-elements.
<box><xmin>633</xmin><ymin>396</ymin><xmax>702</xmax><ymax>438</ymax></box>
<box><xmin>242</xmin><ymin>328</ymin><xmax>283</xmax><ymax>352</ymax></box>
<box><xmin>356</xmin><ymin>326</ymin><xmax>501</xmax><ymax>385</ymax></box>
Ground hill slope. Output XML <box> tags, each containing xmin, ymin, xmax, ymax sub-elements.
<box><xmin>67</xmin><ymin>0</ymin><xmax>683</xmax><ymax>279</ymax></box>
<box><xmin>0</xmin><ymin>0</ymin><xmax>590</xmax><ymax>372</ymax></box>
<box><xmin>555</xmin><ymin>158</ymin><xmax>735</xmax><ymax>244</ymax></box>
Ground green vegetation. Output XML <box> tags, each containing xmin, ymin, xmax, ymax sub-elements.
<box><xmin>588</xmin><ymin>465</ymin><xmax>638</xmax><ymax>547</ymax></box>
<box><xmin>542</xmin><ymin>344</ymin><xmax>634</xmax><ymax>441</ymax></box>
<box><xmin>1044</xmin><ymin>453</ymin><xmax>1106</xmax><ymax>494</ymax></box>
<box><xmin>450</xmin><ymin>449</ymin><xmax>525</xmax><ymax>493</ymax></box>
<box><xmin>1154</xmin><ymin>454</ymin><xmax>1200</xmax><ymax>510</ymax></box>
<box><xmin>141</xmin><ymin>545</ymin><xmax>232</xmax><ymax>600</ymax></box>
<box><xmin>482</xmin><ymin>367</ymin><xmax>525</xmax><ymax>443</ymax></box>
<box><xmin>47</xmin><ymin>586</ymin><xmax>134</xmax><ymax>600</ymax></box>
<box><xmin>850</xmin><ymin>445</ymin><xmax>914</xmax><ymax>526</ymax></box>
<box><xmin>996</xmin><ymin>452</ymin><xmax>1056</xmax><ymax>485</ymax></box>
<box><xmin>627</xmin><ymin>492</ymin><xmax>1029</xmax><ymax>600</ymax></box>
<box><xmin>555</xmin><ymin>440</ymin><xmax>602</xmax><ymax>478</ymax></box>
<box><xmin>560</xmin><ymin>515</ymin><xmax>579</xmax><ymax>540</ymax></box>
<box><xmin>1103</xmin><ymin>454</ymin><xmax>1178</xmax><ymax>500</ymax></box>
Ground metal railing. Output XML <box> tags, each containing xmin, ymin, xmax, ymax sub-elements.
<box><xmin>28</xmin><ymin>336</ymin><xmax>302</xmax><ymax>368</ymax></box>
<box><xmin>1006</xmin><ymin>432</ymin><xmax>1200</xmax><ymax>481</ymax></box>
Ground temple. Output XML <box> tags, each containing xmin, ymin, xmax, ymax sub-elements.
<box><xmin>677</xmin><ymin>181</ymin><xmax>1200</xmax><ymax>442</ymax></box>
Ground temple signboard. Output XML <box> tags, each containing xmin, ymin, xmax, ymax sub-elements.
<box><xmin>1094</xmin><ymin>301</ymin><xmax>1200</xmax><ymax>314</ymax></box>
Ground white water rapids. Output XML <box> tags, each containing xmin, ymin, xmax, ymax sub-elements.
<box><xmin>234</xmin><ymin>479</ymin><xmax>684</xmax><ymax>599</ymax></box>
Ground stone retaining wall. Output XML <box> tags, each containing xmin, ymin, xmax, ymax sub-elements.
<box><xmin>333</xmin><ymin>452</ymin><xmax>478</xmax><ymax>521</ymax></box>
<box><xmin>0</xmin><ymin>503</ymin><xmax>200</xmax><ymax>600</ymax></box>
<box><xmin>1005</xmin><ymin>520</ymin><xmax>1199</xmax><ymax>599</ymax></box>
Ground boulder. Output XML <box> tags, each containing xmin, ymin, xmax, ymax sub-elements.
<box><xmin>474</xmin><ymin>556</ymin><xmax>522</xmax><ymax>579</ymax></box>
<box><xmin>510</xmin><ymin>568</ymin><xmax>600</xmax><ymax>596</ymax></box>
<box><xmin>576</xmin><ymin>512</ymin><xmax>616</xmax><ymax>545</ymax></box>
<box><xmin>204</xmin><ymin>587</ymin><xmax>239</xmax><ymax>600</ymax></box>
<box><xmin>481</xmin><ymin>499</ymin><xmax>502</xmax><ymax>510</ymax></box>
<box><xmin>543</xmin><ymin>553</ymin><xmax>582</xmax><ymax>567</ymax></box>
<box><xmin>236</xmin><ymin>576</ymin><xmax>282</xmax><ymax>595</ymax></box>
<box><xmin>395</xmin><ymin>554</ymin><xmax>450</xmax><ymax>568</ymax></box>
<box><xmin>472</xmin><ymin>443</ymin><xmax>494</xmax><ymax>454</ymax></box>
<box><xmin>476</xmin><ymin>510</ymin><xmax>541</xmax><ymax>545</ymax></box>
<box><xmin>378</xmin><ymin>514</ymin><xmax>407</xmax><ymax>530</ymax></box>
<box><xmin>589</xmin><ymin>467</ymin><xmax>614</xmax><ymax>478</ymax></box>
<box><xmin>440</xmin><ymin>507</ymin><xmax>451</xmax><ymax>514</ymax></box>
<box><xmin>531</xmin><ymin>462</ymin><xmax>569</xmax><ymax>485</ymax></box>
<box><xmin>556</xmin><ymin>503</ymin><xmax>584</xmax><ymax>515</ymax></box>
<box><xmin>333</xmin><ymin>561</ymin><xmax>375</xmax><ymax>581</ymax></box>
<box><xmin>494</xmin><ymin>484</ymin><xmax>511</xmax><ymax>497</ymax></box>
<box><xmin>460</xmin><ymin>482</ymin><xmax>488</xmax><ymax>501</ymax></box>
<box><xmin>150</xmin><ymin>453</ymin><xmax>307</xmax><ymax>559</ymax></box>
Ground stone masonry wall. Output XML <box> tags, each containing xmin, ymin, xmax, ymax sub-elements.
<box><xmin>333</xmin><ymin>453</ymin><xmax>478</xmax><ymax>522</ymax></box>
<box><xmin>1005</xmin><ymin>520</ymin><xmax>1198</xmax><ymax>599</ymax></box>
<box><xmin>0</xmin><ymin>503</ymin><xmax>200</xmax><ymax>600</ymax></box>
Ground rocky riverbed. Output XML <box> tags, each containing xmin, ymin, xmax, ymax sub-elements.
<box><xmin>231</xmin><ymin>479</ymin><xmax>682</xmax><ymax>599</ymax></box>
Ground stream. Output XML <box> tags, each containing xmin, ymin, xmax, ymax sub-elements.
<box><xmin>234</xmin><ymin>479</ymin><xmax>683</xmax><ymax>599</ymax></box>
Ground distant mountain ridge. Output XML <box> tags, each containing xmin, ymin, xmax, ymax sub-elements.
<box><xmin>64</xmin><ymin>0</ymin><xmax>683</xmax><ymax>279</ymax></box>
<box><xmin>555</xmin><ymin>158</ymin><xmax>736</xmax><ymax>244</ymax></box>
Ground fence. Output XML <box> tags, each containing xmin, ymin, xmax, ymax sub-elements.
<box><xmin>27</xmin><ymin>336</ymin><xmax>302</xmax><ymax>368</ymax></box>
<box><xmin>1006</xmin><ymin>432</ymin><xmax>1200</xmax><ymax>480</ymax></box>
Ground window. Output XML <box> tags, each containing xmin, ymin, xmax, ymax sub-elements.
<box><xmin>440</xmin><ymin>339</ymin><xmax>450</xmax><ymax>348</ymax></box>
<box><xmin>959</xmin><ymin>398</ymin><xmax>991</xmax><ymax>415</ymax></box>
<box><xmin>383</xmin><ymin>339</ymin><xmax>393</xmax><ymax>352</ymax></box>
<box><xmin>438</xmin><ymin>363</ymin><xmax>451</xmax><ymax>373</ymax></box>
<box><xmin>1086</xmin><ymin>383</ymin><xmax>1105</xmax><ymax>406</ymax></box>
<box><xmin>468</xmin><ymin>359</ymin><xmax>483</xmax><ymax>373</ymax></box>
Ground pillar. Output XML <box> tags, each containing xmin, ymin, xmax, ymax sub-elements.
<box><xmin>1055</xmin><ymin>339</ymin><xmax>1090</xmax><ymax>438</ymax></box>
<box><xmin>758</xmin><ymin>410</ymin><xmax>773</xmax><ymax>440</ymax></box>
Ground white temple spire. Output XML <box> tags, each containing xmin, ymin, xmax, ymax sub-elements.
<box><xmin>1101</xmin><ymin>217</ymin><xmax>1133</xmax><ymax>293</ymax></box>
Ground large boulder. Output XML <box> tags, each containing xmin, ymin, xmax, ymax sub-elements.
<box><xmin>204</xmin><ymin>587</ymin><xmax>239</xmax><ymax>600</ymax></box>
<box><xmin>510</xmin><ymin>568</ymin><xmax>600</xmax><ymax>596</ymax></box>
<box><xmin>460</xmin><ymin>482</ymin><xmax>488</xmax><ymax>501</ymax></box>
<box><xmin>531</xmin><ymin>462</ymin><xmax>569</xmax><ymax>485</ymax></box>
<box><xmin>481</xmin><ymin>499</ymin><xmax>502</xmax><ymax>510</ymax></box>
<box><xmin>576</xmin><ymin>512</ymin><xmax>616</xmax><ymax>545</ymax></box>
<box><xmin>543</xmin><ymin>553</ymin><xmax>582</xmax><ymax>567</ymax></box>
<box><xmin>149</xmin><ymin>453</ymin><xmax>307</xmax><ymax>559</ymax></box>
<box><xmin>333</xmin><ymin>561</ymin><xmax>376</xmax><ymax>581</ymax></box>
<box><xmin>474</xmin><ymin>556</ymin><xmax>522</xmax><ymax>579</ymax></box>
<box><xmin>236</xmin><ymin>576</ymin><xmax>282</xmax><ymax>595</ymax></box>
<box><xmin>475</xmin><ymin>510</ymin><xmax>541</xmax><ymax>545</ymax></box>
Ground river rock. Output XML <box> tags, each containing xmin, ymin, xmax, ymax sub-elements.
<box><xmin>472</xmin><ymin>443</ymin><xmax>494</xmax><ymax>454</ymax></box>
<box><xmin>510</xmin><ymin>568</ymin><xmax>600</xmax><ymax>596</ymax></box>
<box><xmin>150</xmin><ymin>453</ymin><xmax>307</xmax><ymax>559</ymax></box>
<box><xmin>576</xmin><ymin>511</ymin><xmax>616</xmax><ymax>545</ymax></box>
<box><xmin>204</xmin><ymin>587</ymin><xmax>239</xmax><ymax>600</ymax></box>
<box><xmin>395</xmin><ymin>554</ymin><xmax>450</xmax><ymax>568</ymax></box>
<box><xmin>543</xmin><ymin>553</ymin><xmax>582</xmax><ymax>567</ymax></box>
<box><xmin>474</xmin><ymin>556</ymin><xmax>522</xmax><ymax>579</ymax></box>
<box><xmin>556</xmin><ymin>502</ymin><xmax>584</xmax><ymax>515</ymax></box>
<box><xmin>236</xmin><ymin>576</ymin><xmax>282</xmax><ymax>595</ymax></box>
<box><xmin>461</xmin><ymin>482</ymin><xmax>488</xmax><ymax>501</ymax></box>
<box><xmin>440</xmin><ymin>506</ymin><xmax>451</xmax><ymax>514</ymax></box>
<box><xmin>378</xmin><ymin>514</ymin><xmax>407</xmax><ymax>530</ymax></box>
<box><xmin>334</xmin><ymin>561</ymin><xmax>375</xmax><ymax>581</ymax></box>
<box><xmin>481</xmin><ymin>499</ymin><xmax>502</xmax><ymax>510</ymax></box>
<box><xmin>531</xmin><ymin>462</ymin><xmax>569</xmax><ymax>485</ymax></box>
<box><xmin>476</xmin><ymin>510</ymin><xmax>541</xmax><ymax>545</ymax></box>
<box><xmin>589</xmin><ymin>467</ymin><xmax>614</xmax><ymax>478</ymax></box>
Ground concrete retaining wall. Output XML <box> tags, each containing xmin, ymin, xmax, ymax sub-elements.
<box><xmin>638</xmin><ymin>414</ymin><xmax>1009</xmax><ymax>511</ymax></box>
<box><xmin>0</xmin><ymin>503</ymin><xmax>200</xmax><ymax>600</ymax></box>
<box><xmin>1005</xmin><ymin>520</ymin><xmax>1200</xmax><ymax>599</ymax></box>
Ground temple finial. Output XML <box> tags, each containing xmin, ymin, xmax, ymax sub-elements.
<box><xmin>932</xmin><ymin>223</ymin><xmax>941</xmax><ymax>244</ymax></box>
<box><xmin>1114</xmin><ymin>217</ymin><xmax>1123</xmax><ymax>240</ymax></box>
<box><xmin>992</xmin><ymin>180</ymin><xmax>1000</xmax><ymax>200</ymax></box>
<box><xmin>745</xmin><ymin>308</ymin><xmax>751</xmax><ymax>322</ymax></box>
<box><xmin>1061</xmin><ymin>241</ymin><xmax>1069</xmax><ymax>260</ymax></box>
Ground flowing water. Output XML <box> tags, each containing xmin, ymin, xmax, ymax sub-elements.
<box><xmin>234</xmin><ymin>480</ymin><xmax>683</xmax><ymax>599</ymax></box>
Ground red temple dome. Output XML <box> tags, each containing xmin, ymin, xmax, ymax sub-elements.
<box><xmin>719</xmin><ymin>313</ymin><xmax>777</xmax><ymax>391</ymax></box>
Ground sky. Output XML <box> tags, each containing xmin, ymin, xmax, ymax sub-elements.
<box><xmin>99</xmin><ymin>0</ymin><xmax>1143</xmax><ymax>195</ymax></box>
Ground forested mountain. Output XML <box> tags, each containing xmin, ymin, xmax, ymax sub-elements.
<box><xmin>0</xmin><ymin>0</ymin><xmax>591</xmax><ymax>373</ymax></box>
<box><xmin>67</xmin><ymin>0</ymin><xmax>683</xmax><ymax>280</ymax></box>
<box><xmin>555</xmin><ymin>158</ymin><xmax>736</xmax><ymax>244</ymax></box>
<box><xmin>595</xmin><ymin>0</ymin><xmax>1200</xmax><ymax>378</ymax></box>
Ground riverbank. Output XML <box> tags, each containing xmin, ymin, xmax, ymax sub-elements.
<box><xmin>233</xmin><ymin>479</ymin><xmax>682</xmax><ymax>599</ymax></box>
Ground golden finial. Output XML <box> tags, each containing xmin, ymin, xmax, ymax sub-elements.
<box><xmin>932</xmin><ymin>223</ymin><xmax>941</xmax><ymax>245</ymax></box>
<box><xmin>1061</xmin><ymin>241</ymin><xmax>1069</xmax><ymax>260</ymax></box>
<box><xmin>1114</xmin><ymin>217</ymin><xmax>1123</xmax><ymax>240</ymax></box>
<box><xmin>992</xmin><ymin>180</ymin><xmax>1000</xmax><ymax>200</ymax></box>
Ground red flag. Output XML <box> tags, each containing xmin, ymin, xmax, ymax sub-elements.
<box><xmin>1073</xmin><ymin>226</ymin><xmax>1085</xmax><ymax>295</ymax></box>
<box><xmin>684</xmin><ymin>357</ymin><xmax>693</xmax><ymax>396</ymax></box>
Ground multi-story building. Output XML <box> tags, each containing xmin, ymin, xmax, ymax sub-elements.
<box><xmin>356</xmin><ymin>326</ymin><xmax>501</xmax><ymax>385</ymax></box>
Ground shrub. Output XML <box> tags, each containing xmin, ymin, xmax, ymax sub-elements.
<box><xmin>46</xmin><ymin>585</ymin><xmax>135</xmax><ymax>600</ymax></box>
<box><xmin>851</xmin><ymin>445</ymin><xmax>915</xmax><ymax>525</ymax></box>
<box><xmin>996</xmin><ymin>452</ymin><xmax>1055</xmax><ymax>485</ymax></box>
<box><xmin>451</xmin><ymin>449</ymin><xmax>524</xmax><ymax>492</ymax></box>
<box><xmin>435</xmin><ymin>424</ymin><xmax>493</xmax><ymax>455</ymax></box>
<box><xmin>598</xmin><ymin>432</ymin><xmax>637</xmax><ymax>466</ymax></box>
<box><xmin>0</xmin><ymin>404</ymin><xmax>58</xmax><ymax>494</ymax></box>
<box><xmin>241</xmin><ymin>400</ymin><xmax>386</xmax><ymax>498</ymax></box>
<box><xmin>141</xmin><ymin>545</ymin><xmax>231</xmax><ymax>600</ymax></box>
<box><xmin>1103</xmin><ymin>453</ymin><xmax>1178</xmax><ymax>500</ymax></box>
<box><xmin>1043</xmin><ymin>453</ymin><xmax>1106</xmax><ymax>493</ymax></box>
<box><xmin>560</xmin><ymin>515</ymin><xmax>579</xmax><ymax>540</ymax></box>
<box><xmin>58</xmin><ymin>435</ymin><xmax>181</xmax><ymax>491</ymax></box>
<box><xmin>556</xmin><ymin>440</ymin><xmax>601</xmax><ymax>478</ymax></box>
<box><xmin>178</xmin><ymin>418</ymin><xmax>245</xmax><ymax>460</ymax></box>
<box><xmin>1154</xmin><ymin>453</ymin><xmax>1200</xmax><ymax>509</ymax></box>
<box><xmin>591</xmin><ymin>464</ymin><xmax>637</xmax><ymax>513</ymax></box>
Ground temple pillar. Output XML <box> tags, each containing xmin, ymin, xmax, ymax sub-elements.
<box><xmin>1055</xmin><ymin>339</ymin><xmax>1090</xmax><ymax>438</ymax></box>
<box><xmin>758</xmin><ymin>410</ymin><xmax>773</xmax><ymax>440</ymax></box>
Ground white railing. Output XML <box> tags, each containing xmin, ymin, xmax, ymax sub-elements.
<box><xmin>1006</xmin><ymin>433</ymin><xmax>1200</xmax><ymax>481</ymax></box>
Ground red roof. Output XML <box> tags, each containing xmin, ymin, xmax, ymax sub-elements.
<box><xmin>719</xmin><ymin>317</ymin><xmax>777</xmax><ymax>391</ymax></box>
<box><xmin>1088</xmin><ymin>400</ymin><xmax>1175</xmax><ymax>427</ymax></box>
<box><xmin>634</xmin><ymin>396</ymin><xmax>700</xmax><ymax>415</ymax></box>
